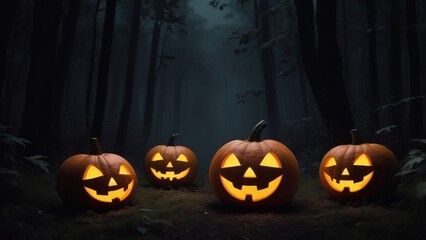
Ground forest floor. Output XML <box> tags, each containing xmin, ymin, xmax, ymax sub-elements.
<box><xmin>1</xmin><ymin>174</ymin><xmax>426</xmax><ymax>240</ymax></box>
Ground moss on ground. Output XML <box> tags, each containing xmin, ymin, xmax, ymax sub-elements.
<box><xmin>1</xmin><ymin>174</ymin><xmax>425</xmax><ymax>240</ymax></box>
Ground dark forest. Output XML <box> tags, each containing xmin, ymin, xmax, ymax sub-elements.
<box><xmin>1</xmin><ymin>0</ymin><xmax>426</xmax><ymax>239</ymax></box>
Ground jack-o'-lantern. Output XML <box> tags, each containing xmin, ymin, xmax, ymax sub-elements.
<box><xmin>56</xmin><ymin>138</ymin><xmax>137</xmax><ymax>210</ymax></box>
<box><xmin>143</xmin><ymin>133</ymin><xmax>198</xmax><ymax>188</ymax></box>
<box><xmin>319</xmin><ymin>129</ymin><xmax>400</xmax><ymax>201</ymax></box>
<box><xmin>209</xmin><ymin>120</ymin><xmax>300</xmax><ymax>208</ymax></box>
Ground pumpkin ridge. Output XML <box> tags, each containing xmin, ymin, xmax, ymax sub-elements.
<box><xmin>237</xmin><ymin>140</ymin><xmax>251</xmax><ymax>160</ymax></box>
<box><xmin>344</xmin><ymin>144</ymin><xmax>354</xmax><ymax>164</ymax></box>
<box><xmin>102</xmin><ymin>155</ymin><xmax>126</xmax><ymax>185</ymax></box>
<box><xmin>223</xmin><ymin>141</ymin><xmax>246</xmax><ymax>161</ymax></box>
<box><xmin>257</xmin><ymin>142</ymin><xmax>266</xmax><ymax>160</ymax></box>
<box><xmin>100</xmin><ymin>154</ymin><xmax>114</xmax><ymax>178</ymax></box>
<box><xmin>172</xmin><ymin>145</ymin><xmax>178</xmax><ymax>167</ymax></box>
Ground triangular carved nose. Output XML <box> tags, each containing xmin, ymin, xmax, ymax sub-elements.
<box><xmin>108</xmin><ymin>177</ymin><xmax>118</xmax><ymax>187</ymax></box>
<box><xmin>342</xmin><ymin>168</ymin><xmax>350</xmax><ymax>176</ymax></box>
<box><xmin>243</xmin><ymin>167</ymin><xmax>257</xmax><ymax>178</ymax></box>
<box><xmin>167</xmin><ymin>162</ymin><xmax>173</xmax><ymax>168</ymax></box>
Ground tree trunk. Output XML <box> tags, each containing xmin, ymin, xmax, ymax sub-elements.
<box><xmin>316</xmin><ymin>0</ymin><xmax>355</xmax><ymax>144</ymax></box>
<box><xmin>406</xmin><ymin>0</ymin><xmax>425</xmax><ymax>138</ymax></box>
<box><xmin>365</xmin><ymin>0</ymin><xmax>379</xmax><ymax>134</ymax></box>
<box><xmin>296</xmin><ymin>58</ymin><xmax>310</xmax><ymax>117</ymax></box>
<box><xmin>20</xmin><ymin>0</ymin><xmax>59</xmax><ymax>155</ymax></box>
<box><xmin>115</xmin><ymin>0</ymin><xmax>142</xmax><ymax>153</ymax></box>
<box><xmin>171</xmin><ymin>1</ymin><xmax>189</xmax><ymax>132</ymax></box>
<box><xmin>295</xmin><ymin>0</ymin><xmax>355</xmax><ymax>145</ymax></box>
<box><xmin>255</xmin><ymin>0</ymin><xmax>280</xmax><ymax>137</ymax></box>
<box><xmin>294</xmin><ymin>0</ymin><xmax>319</xmax><ymax>120</ymax></box>
<box><xmin>141</xmin><ymin>0</ymin><xmax>165</xmax><ymax>149</ymax></box>
<box><xmin>91</xmin><ymin>0</ymin><xmax>116</xmax><ymax>139</ymax></box>
<box><xmin>173</xmin><ymin>41</ymin><xmax>187</xmax><ymax>132</ymax></box>
<box><xmin>0</xmin><ymin>1</ymin><xmax>18</xmax><ymax>120</ymax></box>
<box><xmin>53</xmin><ymin>0</ymin><xmax>81</xmax><ymax>147</ymax></box>
<box><xmin>142</xmin><ymin>18</ymin><xmax>162</xmax><ymax>149</ymax></box>
<box><xmin>172</xmin><ymin>64</ymin><xmax>185</xmax><ymax>132</ymax></box>
<box><xmin>151</xmin><ymin>25</ymin><xmax>170</xmax><ymax>138</ymax></box>
<box><xmin>85</xmin><ymin>0</ymin><xmax>101</xmax><ymax>136</ymax></box>
<box><xmin>378</xmin><ymin>0</ymin><xmax>402</xmax><ymax>140</ymax></box>
<box><xmin>389</xmin><ymin>0</ymin><xmax>401</xmax><ymax>105</ymax></box>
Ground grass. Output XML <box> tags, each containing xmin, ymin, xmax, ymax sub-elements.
<box><xmin>1</xmin><ymin>174</ymin><xmax>426</xmax><ymax>240</ymax></box>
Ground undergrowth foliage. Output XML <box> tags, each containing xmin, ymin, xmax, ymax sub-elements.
<box><xmin>396</xmin><ymin>146</ymin><xmax>426</xmax><ymax>199</ymax></box>
<box><xmin>0</xmin><ymin>125</ymin><xmax>50</xmax><ymax>185</ymax></box>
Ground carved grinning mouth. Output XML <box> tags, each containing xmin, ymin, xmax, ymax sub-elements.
<box><xmin>323</xmin><ymin>172</ymin><xmax>374</xmax><ymax>193</ymax></box>
<box><xmin>84</xmin><ymin>180</ymin><xmax>134</xmax><ymax>203</ymax></box>
<box><xmin>150</xmin><ymin>167</ymin><xmax>190</xmax><ymax>181</ymax></box>
<box><xmin>220</xmin><ymin>175</ymin><xmax>282</xmax><ymax>202</ymax></box>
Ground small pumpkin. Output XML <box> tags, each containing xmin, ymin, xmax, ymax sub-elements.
<box><xmin>209</xmin><ymin>120</ymin><xmax>300</xmax><ymax>208</ymax></box>
<box><xmin>143</xmin><ymin>133</ymin><xmax>198</xmax><ymax>188</ymax></box>
<box><xmin>56</xmin><ymin>138</ymin><xmax>137</xmax><ymax>210</ymax></box>
<box><xmin>319</xmin><ymin>129</ymin><xmax>400</xmax><ymax>201</ymax></box>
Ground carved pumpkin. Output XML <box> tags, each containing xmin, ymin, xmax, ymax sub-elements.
<box><xmin>56</xmin><ymin>138</ymin><xmax>137</xmax><ymax>210</ymax></box>
<box><xmin>143</xmin><ymin>133</ymin><xmax>198</xmax><ymax>188</ymax></box>
<box><xmin>319</xmin><ymin>129</ymin><xmax>400</xmax><ymax>201</ymax></box>
<box><xmin>209</xmin><ymin>120</ymin><xmax>300</xmax><ymax>208</ymax></box>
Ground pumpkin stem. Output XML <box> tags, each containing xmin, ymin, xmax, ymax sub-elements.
<box><xmin>350</xmin><ymin>129</ymin><xmax>359</xmax><ymax>145</ymax></box>
<box><xmin>90</xmin><ymin>138</ymin><xmax>103</xmax><ymax>155</ymax></box>
<box><xmin>247</xmin><ymin>120</ymin><xmax>267</xmax><ymax>142</ymax></box>
<box><xmin>168</xmin><ymin>133</ymin><xmax>179</xmax><ymax>146</ymax></box>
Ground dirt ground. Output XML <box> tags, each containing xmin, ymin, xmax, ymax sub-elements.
<box><xmin>1</xmin><ymin>174</ymin><xmax>426</xmax><ymax>240</ymax></box>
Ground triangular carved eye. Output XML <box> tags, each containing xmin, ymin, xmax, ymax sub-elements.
<box><xmin>119</xmin><ymin>164</ymin><xmax>131</xmax><ymax>175</ymax></box>
<box><xmin>325</xmin><ymin>157</ymin><xmax>337</xmax><ymax>167</ymax></box>
<box><xmin>151</xmin><ymin>152</ymin><xmax>164</xmax><ymax>161</ymax></box>
<box><xmin>83</xmin><ymin>165</ymin><xmax>104</xmax><ymax>180</ymax></box>
<box><xmin>221</xmin><ymin>153</ymin><xmax>241</xmax><ymax>168</ymax></box>
<box><xmin>176</xmin><ymin>154</ymin><xmax>188</xmax><ymax>162</ymax></box>
<box><xmin>259</xmin><ymin>152</ymin><xmax>282</xmax><ymax>168</ymax></box>
<box><xmin>353</xmin><ymin>154</ymin><xmax>372</xmax><ymax>166</ymax></box>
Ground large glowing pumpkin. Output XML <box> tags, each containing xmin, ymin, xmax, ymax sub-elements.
<box><xmin>209</xmin><ymin>120</ymin><xmax>300</xmax><ymax>208</ymax></box>
<box><xmin>56</xmin><ymin>138</ymin><xmax>137</xmax><ymax>210</ymax></box>
<box><xmin>319</xmin><ymin>129</ymin><xmax>400</xmax><ymax>201</ymax></box>
<box><xmin>143</xmin><ymin>133</ymin><xmax>198</xmax><ymax>188</ymax></box>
